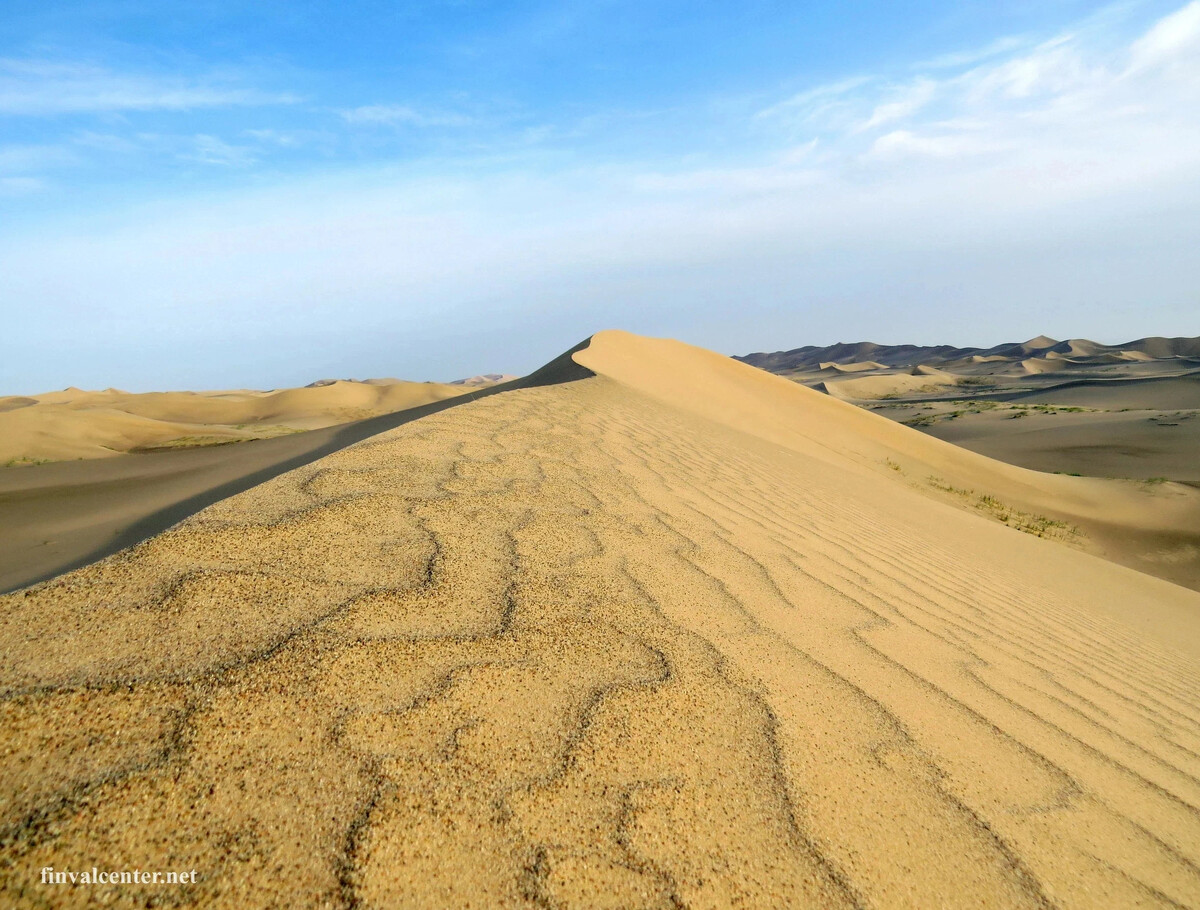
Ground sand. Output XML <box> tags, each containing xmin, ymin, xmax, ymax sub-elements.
<box><xmin>905</xmin><ymin>407</ymin><xmax>1200</xmax><ymax>484</ymax></box>
<box><xmin>3</xmin><ymin>331</ymin><xmax>1200</xmax><ymax>908</ymax></box>
<box><xmin>856</xmin><ymin>373</ymin><xmax>1200</xmax><ymax>518</ymax></box>
<box><xmin>0</xmin><ymin>379</ymin><xmax>473</xmax><ymax>466</ymax></box>
<box><xmin>742</xmin><ymin>335</ymin><xmax>1200</xmax><ymax>586</ymax></box>
<box><xmin>0</xmin><ymin>389</ymin><xmax>515</xmax><ymax>595</ymax></box>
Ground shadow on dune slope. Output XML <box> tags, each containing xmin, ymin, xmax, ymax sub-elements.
<box><xmin>0</xmin><ymin>339</ymin><xmax>596</xmax><ymax>594</ymax></box>
<box><xmin>4</xmin><ymin>329</ymin><xmax>1200</xmax><ymax>909</ymax></box>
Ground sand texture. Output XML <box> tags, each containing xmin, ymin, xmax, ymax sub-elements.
<box><xmin>739</xmin><ymin>336</ymin><xmax>1200</xmax><ymax>481</ymax></box>
<box><xmin>3</xmin><ymin>331</ymin><xmax>1200</xmax><ymax>908</ymax></box>
<box><xmin>0</xmin><ymin>388</ymin><xmax>517</xmax><ymax>595</ymax></box>
<box><xmin>740</xmin><ymin>335</ymin><xmax>1200</xmax><ymax>587</ymax></box>
<box><xmin>0</xmin><ymin>378</ymin><xmax>474</xmax><ymax>466</ymax></box>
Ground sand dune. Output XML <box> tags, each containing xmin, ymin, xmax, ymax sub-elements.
<box><xmin>911</xmin><ymin>364</ymin><xmax>950</xmax><ymax>377</ymax></box>
<box><xmin>741</xmin><ymin>336</ymin><xmax>1200</xmax><ymax>548</ymax></box>
<box><xmin>1021</xmin><ymin>356</ymin><xmax>1070</xmax><ymax>373</ymax></box>
<box><xmin>0</xmin><ymin>379</ymin><xmax>470</xmax><ymax>465</ymax></box>
<box><xmin>1012</xmin><ymin>375</ymin><xmax>1200</xmax><ymax>410</ymax></box>
<box><xmin>738</xmin><ymin>334</ymin><xmax>1200</xmax><ymax>382</ymax></box>
<box><xmin>3</xmin><ymin>331</ymin><xmax>1200</xmax><ymax>908</ymax></box>
<box><xmin>817</xmin><ymin>360</ymin><xmax>885</xmax><ymax>373</ymax></box>
<box><xmin>452</xmin><ymin>373</ymin><xmax>520</xmax><ymax>387</ymax></box>
<box><xmin>821</xmin><ymin>371</ymin><xmax>960</xmax><ymax>400</ymax></box>
<box><xmin>915</xmin><ymin>407</ymin><xmax>1200</xmax><ymax>487</ymax></box>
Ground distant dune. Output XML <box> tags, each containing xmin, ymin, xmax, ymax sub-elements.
<box><xmin>451</xmin><ymin>373</ymin><xmax>520</xmax><ymax>387</ymax></box>
<box><xmin>1020</xmin><ymin>356</ymin><xmax>1071</xmax><ymax>373</ymax></box>
<box><xmin>737</xmin><ymin>334</ymin><xmax>1200</xmax><ymax>378</ymax></box>
<box><xmin>0</xmin><ymin>379</ymin><xmax>474</xmax><ymax>465</ymax></box>
<box><xmin>816</xmin><ymin>360</ymin><xmax>885</xmax><ymax>373</ymax></box>
<box><xmin>821</xmin><ymin>371</ymin><xmax>960</xmax><ymax>401</ymax></box>
<box><xmin>738</xmin><ymin>334</ymin><xmax>1200</xmax><ymax>507</ymax></box>
<box><xmin>3</xmin><ymin>331</ymin><xmax>1200</xmax><ymax>908</ymax></box>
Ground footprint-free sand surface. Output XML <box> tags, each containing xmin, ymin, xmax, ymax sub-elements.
<box><xmin>0</xmin><ymin>378</ymin><xmax>475</xmax><ymax>466</ymax></box>
<box><xmin>738</xmin><ymin>335</ymin><xmax>1200</xmax><ymax>489</ymax></box>
<box><xmin>4</xmin><ymin>331</ymin><xmax>1200</xmax><ymax>908</ymax></box>
<box><xmin>0</xmin><ymin>385</ymin><xmax>519</xmax><ymax>596</ymax></box>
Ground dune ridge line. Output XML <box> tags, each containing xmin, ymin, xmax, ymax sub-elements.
<box><xmin>1</xmin><ymin>331</ymin><xmax>1199</xmax><ymax>907</ymax></box>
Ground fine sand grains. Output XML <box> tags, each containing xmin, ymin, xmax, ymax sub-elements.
<box><xmin>0</xmin><ymin>379</ymin><xmax>469</xmax><ymax>464</ymax></box>
<box><xmin>3</xmin><ymin>339</ymin><xmax>1200</xmax><ymax>907</ymax></box>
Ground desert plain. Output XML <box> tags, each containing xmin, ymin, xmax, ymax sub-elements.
<box><xmin>2</xmin><ymin>330</ymin><xmax>1200</xmax><ymax>908</ymax></box>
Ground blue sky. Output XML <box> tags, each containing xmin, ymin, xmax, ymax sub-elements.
<box><xmin>2</xmin><ymin>0</ymin><xmax>1198</xmax><ymax>391</ymax></box>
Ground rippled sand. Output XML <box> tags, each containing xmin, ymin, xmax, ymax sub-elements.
<box><xmin>3</xmin><ymin>331</ymin><xmax>1200</xmax><ymax>908</ymax></box>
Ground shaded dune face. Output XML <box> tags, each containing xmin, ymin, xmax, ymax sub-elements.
<box><xmin>0</xmin><ymin>379</ymin><xmax>471</xmax><ymax>464</ymax></box>
<box><xmin>3</xmin><ymin>342</ymin><xmax>1200</xmax><ymax>907</ymax></box>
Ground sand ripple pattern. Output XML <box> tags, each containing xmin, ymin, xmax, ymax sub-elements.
<box><xmin>2</xmin><ymin>376</ymin><xmax>1200</xmax><ymax>908</ymax></box>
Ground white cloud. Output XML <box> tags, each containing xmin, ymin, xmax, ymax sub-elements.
<box><xmin>242</xmin><ymin>128</ymin><xmax>325</xmax><ymax>149</ymax></box>
<box><xmin>2</xmin><ymin>2</ymin><xmax>1199</xmax><ymax>390</ymax></box>
<box><xmin>0</xmin><ymin>144</ymin><xmax>73</xmax><ymax>195</ymax></box>
<box><xmin>967</xmin><ymin>39</ymin><xmax>1092</xmax><ymax>100</ymax></box>
<box><xmin>1128</xmin><ymin>0</ymin><xmax>1200</xmax><ymax>69</ymax></box>
<box><xmin>860</xmin><ymin>78</ymin><xmax>937</xmax><ymax>130</ymax></box>
<box><xmin>340</xmin><ymin>104</ymin><xmax>474</xmax><ymax>127</ymax></box>
<box><xmin>754</xmin><ymin>76</ymin><xmax>873</xmax><ymax>131</ymax></box>
<box><xmin>631</xmin><ymin>163</ymin><xmax>822</xmax><ymax>194</ymax></box>
<box><xmin>185</xmin><ymin>134</ymin><xmax>256</xmax><ymax>167</ymax></box>
<box><xmin>914</xmin><ymin>35</ymin><xmax>1030</xmax><ymax>70</ymax></box>
<box><xmin>747</xmin><ymin>1</ymin><xmax>1200</xmax><ymax>184</ymax></box>
<box><xmin>866</xmin><ymin>129</ymin><xmax>1000</xmax><ymax>160</ymax></box>
<box><xmin>0</xmin><ymin>58</ymin><xmax>297</xmax><ymax>115</ymax></box>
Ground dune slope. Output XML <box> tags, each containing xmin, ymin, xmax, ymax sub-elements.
<box><xmin>735</xmin><ymin>334</ymin><xmax>1200</xmax><ymax>515</ymax></box>
<box><xmin>3</xmin><ymin>331</ymin><xmax>1200</xmax><ymax>908</ymax></box>
<box><xmin>0</xmin><ymin>380</ymin><xmax>470</xmax><ymax>465</ymax></box>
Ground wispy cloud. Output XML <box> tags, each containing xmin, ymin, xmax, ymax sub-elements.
<box><xmin>864</xmin><ymin>128</ymin><xmax>1005</xmax><ymax>162</ymax></box>
<box><xmin>242</xmin><ymin>128</ymin><xmax>331</xmax><ymax>150</ymax></box>
<box><xmin>0</xmin><ymin>143</ymin><xmax>77</xmax><ymax>194</ymax></box>
<box><xmin>3</xmin><ymin>3</ymin><xmax>1199</xmax><ymax>390</ymax></box>
<box><xmin>1128</xmin><ymin>0</ymin><xmax>1200</xmax><ymax>69</ymax></box>
<box><xmin>914</xmin><ymin>35</ymin><xmax>1030</xmax><ymax>71</ymax></box>
<box><xmin>0</xmin><ymin>58</ymin><xmax>298</xmax><ymax>115</ymax></box>
<box><xmin>965</xmin><ymin>36</ymin><xmax>1091</xmax><ymax>100</ymax></box>
<box><xmin>184</xmin><ymin>134</ymin><xmax>257</xmax><ymax>167</ymax></box>
<box><xmin>746</xmin><ymin>0</ymin><xmax>1200</xmax><ymax>182</ymax></box>
<box><xmin>754</xmin><ymin>76</ymin><xmax>873</xmax><ymax>129</ymax></box>
<box><xmin>859</xmin><ymin>78</ymin><xmax>937</xmax><ymax>131</ymax></box>
<box><xmin>68</xmin><ymin>130</ymin><xmax>259</xmax><ymax>167</ymax></box>
<box><xmin>340</xmin><ymin>104</ymin><xmax>475</xmax><ymax>127</ymax></box>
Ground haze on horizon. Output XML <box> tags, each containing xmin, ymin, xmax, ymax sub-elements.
<box><xmin>2</xmin><ymin>0</ymin><xmax>1198</xmax><ymax>394</ymax></box>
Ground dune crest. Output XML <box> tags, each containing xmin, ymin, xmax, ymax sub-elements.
<box><xmin>2</xmin><ymin>330</ymin><xmax>1200</xmax><ymax>908</ymax></box>
<box><xmin>581</xmin><ymin>332</ymin><xmax>1200</xmax><ymax>588</ymax></box>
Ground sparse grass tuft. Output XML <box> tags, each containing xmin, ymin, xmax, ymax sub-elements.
<box><xmin>927</xmin><ymin>476</ymin><xmax>973</xmax><ymax>498</ymax></box>
<box><xmin>928</xmin><ymin>477</ymin><xmax>1080</xmax><ymax>542</ymax></box>
<box><xmin>3</xmin><ymin>455</ymin><xmax>51</xmax><ymax>468</ymax></box>
<box><xmin>903</xmin><ymin>414</ymin><xmax>938</xmax><ymax>427</ymax></box>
